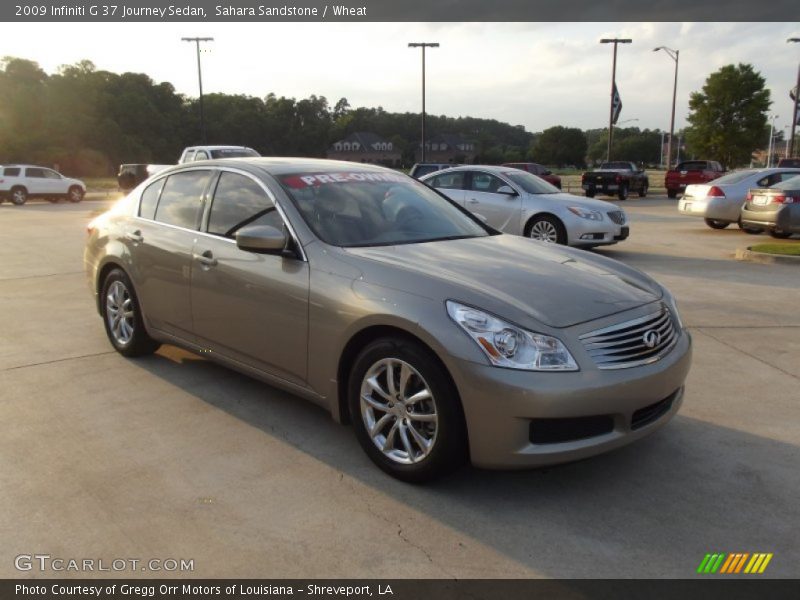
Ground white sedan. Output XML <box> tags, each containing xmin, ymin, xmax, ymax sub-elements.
<box><xmin>678</xmin><ymin>167</ymin><xmax>800</xmax><ymax>229</ymax></box>
<box><xmin>420</xmin><ymin>165</ymin><xmax>628</xmax><ymax>247</ymax></box>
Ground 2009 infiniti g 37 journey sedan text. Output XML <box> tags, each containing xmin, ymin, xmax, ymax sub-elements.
<box><xmin>85</xmin><ymin>158</ymin><xmax>692</xmax><ymax>482</ymax></box>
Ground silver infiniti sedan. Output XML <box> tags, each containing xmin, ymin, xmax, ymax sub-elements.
<box><xmin>85</xmin><ymin>158</ymin><xmax>691</xmax><ymax>482</ymax></box>
<box><xmin>420</xmin><ymin>165</ymin><xmax>629</xmax><ymax>247</ymax></box>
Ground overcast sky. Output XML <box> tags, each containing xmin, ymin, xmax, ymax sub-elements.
<box><xmin>2</xmin><ymin>22</ymin><xmax>798</xmax><ymax>134</ymax></box>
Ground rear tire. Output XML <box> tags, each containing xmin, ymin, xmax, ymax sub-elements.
<box><xmin>638</xmin><ymin>183</ymin><xmax>648</xmax><ymax>198</ymax></box>
<box><xmin>10</xmin><ymin>186</ymin><xmax>27</xmax><ymax>205</ymax></box>
<box><xmin>667</xmin><ymin>189</ymin><xmax>678</xmax><ymax>199</ymax></box>
<box><xmin>769</xmin><ymin>229</ymin><xmax>792</xmax><ymax>239</ymax></box>
<box><xmin>618</xmin><ymin>184</ymin><xmax>629</xmax><ymax>201</ymax></box>
<box><xmin>585</xmin><ymin>189</ymin><xmax>595</xmax><ymax>198</ymax></box>
<box><xmin>100</xmin><ymin>269</ymin><xmax>160</xmax><ymax>357</ymax></box>
<box><xmin>704</xmin><ymin>218</ymin><xmax>729</xmax><ymax>230</ymax></box>
<box><xmin>348</xmin><ymin>337</ymin><xmax>467</xmax><ymax>483</ymax></box>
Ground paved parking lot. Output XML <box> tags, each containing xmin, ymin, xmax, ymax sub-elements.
<box><xmin>1</xmin><ymin>196</ymin><xmax>798</xmax><ymax>578</ymax></box>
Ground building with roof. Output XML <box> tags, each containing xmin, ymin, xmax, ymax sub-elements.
<box><xmin>327</xmin><ymin>132</ymin><xmax>401</xmax><ymax>167</ymax></box>
<box><xmin>418</xmin><ymin>134</ymin><xmax>477</xmax><ymax>164</ymax></box>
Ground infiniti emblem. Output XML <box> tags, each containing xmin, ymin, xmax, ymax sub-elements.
<box><xmin>642</xmin><ymin>329</ymin><xmax>661</xmax><ymax>349</ymax></box>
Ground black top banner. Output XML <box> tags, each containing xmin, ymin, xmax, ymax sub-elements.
<box><xmin>2</xmin><ymin>0</ymin><xmax>799</xmax><ymax>22</ymax></box>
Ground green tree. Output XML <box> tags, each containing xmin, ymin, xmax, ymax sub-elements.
<box><xmin>684</xmin><ymin>63</ymin><xmax>771</xmax><ymax>168</ymax></box>
<box><xmin>530</xmin><ymin>126</ymin><xmax>587</xmax><ymax>167</ymax></box>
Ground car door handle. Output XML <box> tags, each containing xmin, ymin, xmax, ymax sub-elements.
<box><xmin>125</xmin><ymin>230</ymin><xmax>143</xmax><ymax>243</ymax></box>
<box><xmin>467</xmin><ymin>198</ymin><xmax>479</xmax><ymax>204</ymax></box>
<box><xmin>193</xmin><ymin>250</ymin><xmax>218</xmax><ymax>267</ymax></box>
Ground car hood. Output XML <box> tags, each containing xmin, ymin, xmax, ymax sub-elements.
<box><xmin>536</xmin><ymin>192</ymin><xmax>623</xmax><ymax>212</ymax></box>
<box><xmin>341</xmin><ymin>235</ymin><xmax>661</xmax><ymax>329</ymax></box>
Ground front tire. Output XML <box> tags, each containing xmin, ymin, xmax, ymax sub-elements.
<box><xmin>526</xmin><ymin>215</ymin><xmax>568</xmax><ymax>245</ymax></box>
<box><xmin>348</xmin><ymin>337</ymin><xmax>467</xmax><ymax>483</ymax></box>
<box><xmin>10</xmin><ymin>186</ymin><xmax>27</xmax><ymax>205</ymax></box>
<box><xmin>68</xmin><ymin>186</ymin><xmax>84</xmax><ymax>203</ymax></box>
<box><xmin>638</xmin><ymin>183</ymin><xmax>648</xmax><ymax>198</ymax></box>
<box><xmin>100</xmin><ymin>269</ymin><xmax>160</xmax><ymax>357</ymax></box>
<box><xmin>704</xmin><ymin>218</ymin><xmax>729</xmax><ymax>230</ymax></box>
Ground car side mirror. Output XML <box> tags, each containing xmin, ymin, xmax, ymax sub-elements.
<box><xmin>235</xmin><ymin>225</ymin><xmax>288</xmax><ymax>254</ymax></box>
<box><xmin>496</xmin><ymin>185</ymin><xmax>517</xmax><ymax>196</ymax></box>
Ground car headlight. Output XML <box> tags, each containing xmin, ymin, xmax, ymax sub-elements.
<box><xmin>662</xmin><ymin>289</ymin><xmax>684</xmax><ymax>330</ymax></box>
<box><xmin>567</xmin><ymin>207</ymin><xmax>603</xmax><ymax>221</ymax></box>
<box><xmin>446</xmin><ymin>301</ymin><xmax>578</xmax><ymax>371</ymax></box>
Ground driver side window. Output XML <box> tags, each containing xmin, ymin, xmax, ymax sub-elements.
<box><xmin>207</xmin><ymin>172</ymin><xmax>283</xmax><ymax>238</ymax></box>
<box><xmin>469</xmin><ymin>172</ymin><xmax>504</xmax><ymax>193</ymax></box>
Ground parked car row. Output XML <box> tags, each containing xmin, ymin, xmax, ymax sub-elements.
<box><xmin>677</xmin><ymin>167</ymin><xmax>800</xmax><ymax>236</ymax></box>
<box><xmin>0</xmin><ymin>164</ymin><xmax>86</xmax><ymax>205</ymax></box>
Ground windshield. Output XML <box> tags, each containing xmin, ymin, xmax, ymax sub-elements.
<box><xmin>210</xmin><ymin>148</ymin><xmax>260</xmax><ymax>159</ymax></box>
<box><xmin>713</xmin><ymin>170</ymin><xmax>758</xmax><ymax>185</ymax></box>
<box><xmin>502</xmin><ymin>171</ymin><xmax>560</xmax><ymax>194</ymax></box>
<box><xmin>277</xmin><ymin>170</ymin><xmax>490</xmax><ymax>247</ymax></box>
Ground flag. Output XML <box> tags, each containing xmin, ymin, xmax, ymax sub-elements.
<box><xmin>612</xmin><ymin>83</ymin><xmax>623</xmax><ymax>125</ymax></box>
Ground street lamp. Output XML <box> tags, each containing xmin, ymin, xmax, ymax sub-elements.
<box><xmin>600</xmin><ymin>38</ymin><xmax>632</xmax><ymax>162</ymax></box>
<box><xmin>182</xmin><ymin>36</ymin><xmax>214</xmax><ymax>144</ymax></box>
<box><xmin>654</xmin><ymin>46</ymin><xmax>679</xmax><ymax>169</ymax></box>
<box><xmin>766</xmin><ymin>115</ymin><xmax>779</xmax><ymax>167</ymax></box>
<box><xmin>408</xmin><ymin>42</ymin><xmax>439</xmax><ymax>163</ymax></box>
<box><xmin>788</xmin><ymin>38</ymin><xmax>800</xmax><ymax>157</ymax></box>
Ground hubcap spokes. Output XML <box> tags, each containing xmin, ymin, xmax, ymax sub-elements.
<box><xmin>106</xmin><ymin>281</ymin><xmax>135</xmax><ymax>345</ymax></box>
<box><xmin>531</xmin><ymin>221</ymin><xmax>557</xmax><ymax>243</ymax></box>
<box><xmin>360</xmin><ymin>358</ymin><xmax>438</xmax><ymax>465</ymax></box>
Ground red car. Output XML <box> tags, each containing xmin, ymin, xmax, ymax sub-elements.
<box><xmin>502</xmin><ymin>163</ymin><xmax>561</xmax><ymax>189</ymax></box>
<box><xmin>664</xmin><ymin>160</ymin><xmax>724</xmax><ymax>199</ymax></box>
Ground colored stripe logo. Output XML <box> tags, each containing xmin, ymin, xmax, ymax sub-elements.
<box><xmin>697</xmin><ymin>553</ymin><xmax>773</xmax><ymax>574</ymax></box>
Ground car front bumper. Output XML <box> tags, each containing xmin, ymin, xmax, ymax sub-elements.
<box><xmin>448</xmin><ymin>329</ymin><xmax>692</xmax><ymax>468</ymax></box>
<box><xmin>566</xmin><ymin>218</ymin><xmax>628</xmax><ymax>247</ymax></box>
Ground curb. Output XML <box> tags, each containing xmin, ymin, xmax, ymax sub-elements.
<box><xmin>735</xmin><ymin>247</ymin><xmax>800</xmax><ymax>265</ymax></box>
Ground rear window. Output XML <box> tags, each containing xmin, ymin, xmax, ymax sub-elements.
<box><xmin>3</xmin><ymin>167</ymin><xmax>20</xmax><ymax>177</ymax></box>
<box><xmin>676</xmin><ymin>161</ymin><xmax>709</xmax><ymax>171</ymax></box>
<box><xmin>771</xmin><ymin>175</ymin><xmax>800</xmax><ymax>190</ymax></box>
<box><xmin>209</xmin><ymin>148</ymin><xmax>260</xmax><ymax>159</ymax></box>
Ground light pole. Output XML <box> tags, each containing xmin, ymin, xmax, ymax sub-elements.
<box><xmin>408</xmin><ymin>42</ymin><xmax>439</xmax><ymax>163</ymax></box>
<box><xmin>766</xmin><ymin>115</ymin><xmax>778</xmax><ymax>167</ymax></box>
<box><xmin>600</xmin><ymin>38</ymin><xmax>632</xmax><ymax>162</ymax></box>
<box><xmin>789</xmin><ymin>38</ymin><xmax>800</xmax><ymax>157</ymax></box>
<box><xmin>659</xmin><ymin>131</ymin><xmax>666</xmax><ymax>168</ymax></box>
<box><xmin>182</xmin><ymin>36</ymin><xmax>214</xmax><ymax>144</ymax></box>
<box><xmin>654</xmin><ymin>46</ymin><xmax>679</xmax><ymax>169</ymax></box>
<box><xmin>785</xmin><ymin>125</ymin><xmax>792</xmax><ymax>158</ymax></box>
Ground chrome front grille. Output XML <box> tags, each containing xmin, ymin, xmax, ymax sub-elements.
<box><xmin>579</xmin><ymin>304</ymin><xmax>677</xmax><ymax>369</ymax></box>
<box><xmin>607</xmin><ymin>210</ymin><xmax>626</xmax><ymax>225</ymax></box>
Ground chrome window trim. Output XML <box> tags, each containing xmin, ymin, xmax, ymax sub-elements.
<box><xmin>132</xmin><ymin>165</ymin><xmax>307</xmax><ymax>262</ymax></box>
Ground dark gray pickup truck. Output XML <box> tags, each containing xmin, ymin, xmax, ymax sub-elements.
<box><xmin>581</xmin><ymin>161</ymin><xmax>649</xmax><ymax>200</ymax></box>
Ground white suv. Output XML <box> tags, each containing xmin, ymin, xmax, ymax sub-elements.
<box><xmin>0</xmin><ymin>165</ymin><xmax>86</xmax><ymax>205</ymax></box>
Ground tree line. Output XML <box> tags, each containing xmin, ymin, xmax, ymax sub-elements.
<box><xmin>0</xmin><ymin>57</ymin><xmax>772</xmax><ymax>177</ymax></box>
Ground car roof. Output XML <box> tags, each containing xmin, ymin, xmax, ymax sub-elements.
<box><xmin>186</xmin><ymin>145</ymin><xmax>253</xmax><ymax>150</ymax></box>
<box><xmin>158</xmin><ymin>157</ymin><xmax>403</xmax><ymax>177</ymax></box>
<box><xmin>420</xmin><ymin>164</ymin><xmax>520</xmax><ymax>177</ymax></box>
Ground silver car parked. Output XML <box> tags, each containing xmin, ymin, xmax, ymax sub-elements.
<box><xmin>85</xmin><ymin>158</ymin><xmax>691</xmax><ymax>482</ymax></box>
<box><xmin>421</xmin><ymin>165</ymin><xmax>629</xmax><ymax>247</ymax></box>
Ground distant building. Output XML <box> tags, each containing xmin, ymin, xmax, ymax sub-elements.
<box><xmin>418</xmin><ymin>134</ymin><xmax>477</xmax><ymax>164</ymax></box>
<box><xmin>327</xmin><ymin>132</ymin><xmax>401</xmax><ymax>167</ymax></box>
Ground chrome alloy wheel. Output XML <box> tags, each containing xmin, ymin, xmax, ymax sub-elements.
<box><xmin>106</xmin><ymin>280</ymin><xmax>135</xmax><ymax>345</ymax></box>
<box><xmin>359</xmin><ymin>358</ymin><xmax>438</xmax><ymax>465</ymax></box>
<box><xmin>529</xmin><ymin>220</ymin><xmax>559</xmax><ymax>243</ymax></box>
